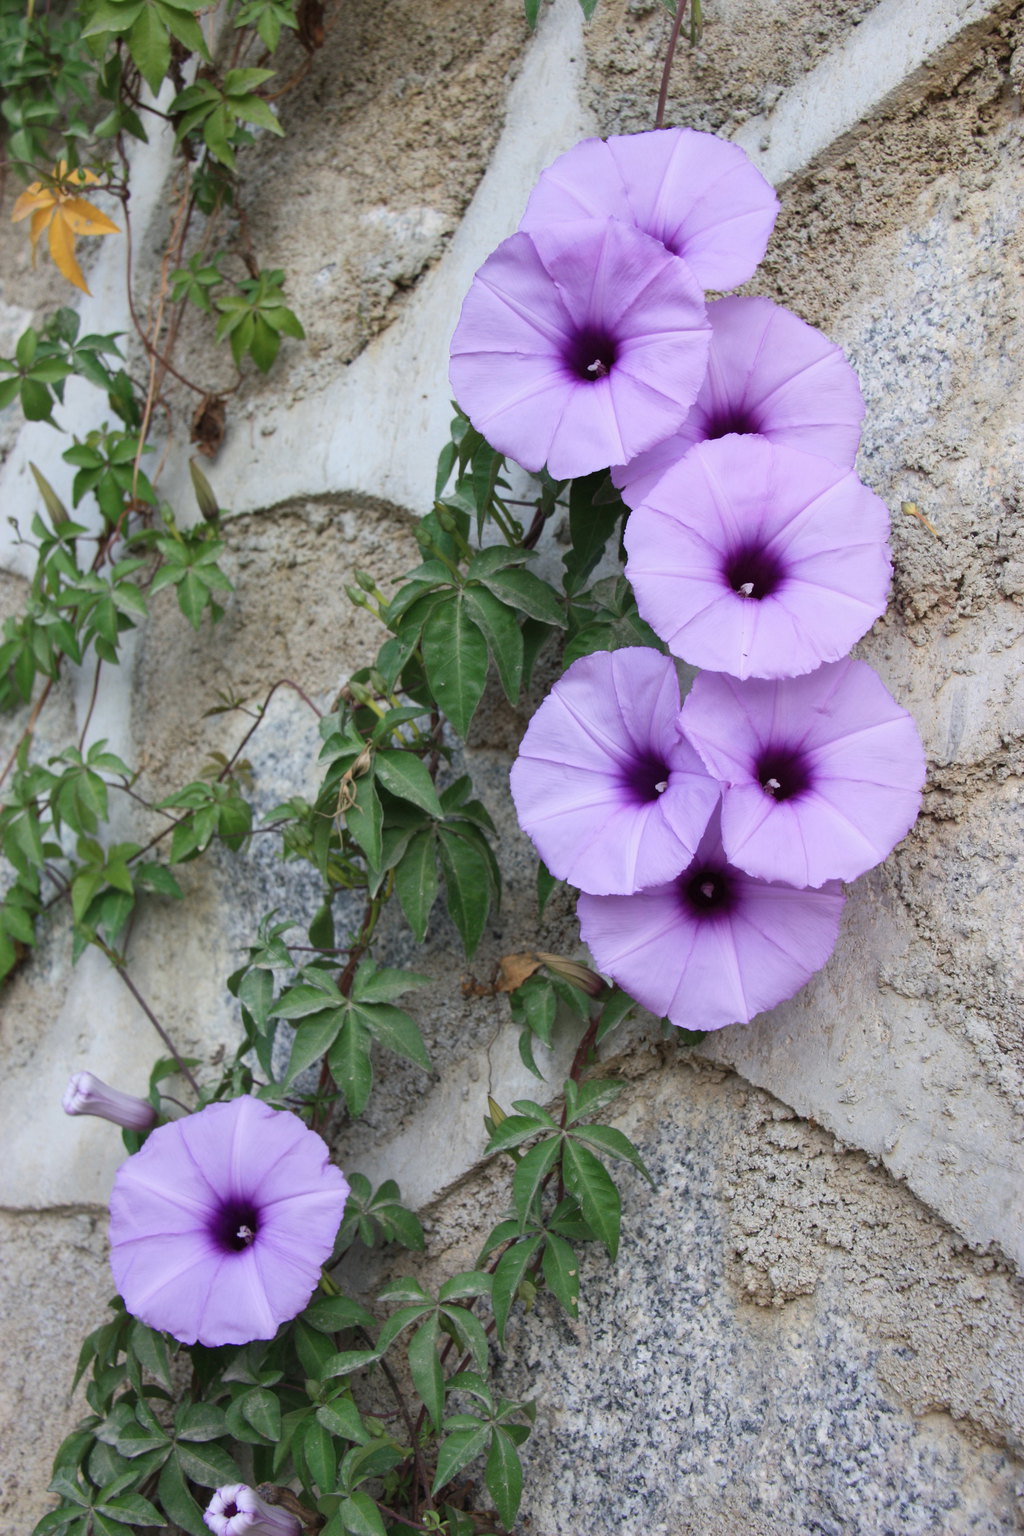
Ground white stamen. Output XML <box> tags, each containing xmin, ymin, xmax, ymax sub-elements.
<box><xmin>236</xmin><ymin>1224</ymin><xmax>255</xmax><ymax>1245</ymax></box>
<box><xmin>738</xmin><ymin>581</ymin><xmax>755</xmax><ymax>596</ymax></box>
<box><xmin>654</xmin><ymin>780</ymin><xmax>668</xmax><ymax>794</ymax></box>
<box><xmin>764</xmin><ymin>777</ymin><xmax>782</xmax><ymax>794</ymax></box>
<box><xmin>585</xmin><ymin>359</ymin><xmax>608</xmax><ymax>377</ymax></box>
<box><xmin>700</xmin><ymin>880</ymin><xmax>716</xmax><ymax>900</ymax></box>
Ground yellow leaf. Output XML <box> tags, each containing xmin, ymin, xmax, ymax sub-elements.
<box><xmin>60</xmin><ymin>196</ymin><xmax>120</xmax><ymax>238</ymax></box>
<box><xmin>48</xmin><ymin>211</ymin><xmax>89</xmax><ymax>294</ymax></box>
<box><xmin>11</xmin><ymin>184</ymin><xmax>53</xmax><ymax>222</ymax></box>
<box><xmin>28</xmin><ymin>205</ymin><xmax>54</xmax><ymax>260</ymax></box>
<box><xmin>10</xmin><ymin>165</ymin><xmax>119</xmax><ymax>292</ymax></box>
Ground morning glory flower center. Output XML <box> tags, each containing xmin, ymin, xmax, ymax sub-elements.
<box><xmin>756</xmin><ymin>747</ymin><xmax>811</xmax><ymax>801</ymax></box>
<box><xmin>682</xmin><ymin>863</ymin><xmax>734</xmax><ymax>917</ymax></box>
<box><xmin>704</xmin><ymin>406</ymin><xmax>761</xmax><ymax>439</ymax></box>
<box><xmin>621</xmin><ymin>752</ymin><xmax>673</xmax><ymax>805</ymax></box>
<box><xmin>213</xmin><ymin>1198</ymin><xmax>261</xmax><ymax>1252</ymax></box>
<box><xmin>724</xmin><ymin>541</ymin><xmax>785</xmax><ymax>600</ymax></box>
<box><xmin>566</xmin><ymin>325</ymin><xmax>619</xmax><ymax>382</ymax></box>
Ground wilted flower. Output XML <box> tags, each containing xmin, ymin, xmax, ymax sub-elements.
<box><xmin>577</xmin><ymin>811</ymin><xmax>844</xmax><ymax>1031</ymax></box>
<box><xmin>510</xmin><ymin>648</ymin><xmax>720</xmax><ymax>895</ymax></box>
<box><xmin>63</xmin><ymin>1071</ymin><xmax>156</xmax><ymax>1132</ymax></box>
<box><xmin>449</xmin><ymin>218</ymin><xmax>710</xmax><ymax>480</ymax></box>
<box><xmin>624</xmin><ymin>436</ymin><xmax>892</xmax><ymax>679</ymax></box>
<box><xmin>204</xmin><ymin>1485</ymin><xmax>300</xmax><ymax>1536</ymax></box>
<box><xmin>520</xmin><ymin>128</ymin><xmax>778</xmax><ymax>291</ymax></box>
<box><xmin>109</xmin><ymin>1095</ymin><xmax>349</xmax><ymax>1347</ymax></box>
<box><xmin>680</xmin><ymin>659</ymin><xmax>926</xmax><ymax>888</ymax></box>
<box><xmin>613</xmin><ymin>295</ymin><xmax>866</xmax><ymax>507</ymax></box>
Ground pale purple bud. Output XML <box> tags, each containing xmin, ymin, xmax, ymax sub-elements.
<box><xmin>62</xmin><ymin>1071</ymin><xmax>156</xmax><ymax>1132</ymax></box>
<box><xmin>204</xmin><ymin>1485</ymin><xmax>302</xmax><ymax>1536</ymax></box>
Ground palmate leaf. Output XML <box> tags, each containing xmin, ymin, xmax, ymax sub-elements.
<box><xmin>561</xmin><ymin>1139</ymin><xmax>621</xmax><ymax>1259</ymax></box>
<box><xmin>485</xmin><ymin>1426</ymin><xmax>524</xmax><ymax>1531</ymax></box>
<box><xmin>437</xmin><ymin>825</ymin><xmax>492</xmax><ymax>957</ymax></box>
<box><xmin>421</xmin><ymin>592</ymin><xmax>488</xmax><ymax>738</ymax></box>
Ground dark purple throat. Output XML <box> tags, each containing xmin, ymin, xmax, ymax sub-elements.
<box><xmin>756</xmin><ymin>747</ymin><xmax>811</xmax><ymax>802</ymax></box>
<box><xmin>703</xmin><ymin>406</ymin><xmax>761</xmax><ymax>440</ymax></box>
<box><xmin>681</xmin><ymin>863</ymin><xmax>735</xmax><ymax>919</ymax></box>
<box><xmin>566</xmin><ymin>326</ymin><xmax>619</xmax><ymax>382</ymax></box>
<box><xmin>724</xmin><ymin>542</ymin><xmax>785</xmax><ymax>601</ymax></box>
<box><xmin>620</xmin><ymin>752</ymin><xmax>672</xmax><ymax>805</ymax></box>
<box><xmin>212</xmin><ymin>1198</ymin><xmax>261</xmax><ymax>1253</ymax></box>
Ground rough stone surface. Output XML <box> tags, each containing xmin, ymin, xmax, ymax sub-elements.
<box><xmin>0</xmin><ymin>1207</ymin><xmax>112</xmax><ymax>1530</ymax></box>
<box><xmin>403</xmin><ymin>1061</ymin><xmax>1024</xmax><ymax>1535</ymax></box>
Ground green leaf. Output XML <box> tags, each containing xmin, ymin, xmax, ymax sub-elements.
<box><xmin>561</xmin><ymin>1139</ymin><xmax>621</xmax><ymax>1259</ymax></box>
<box><xmin>350</xmin><ymin>963</ymin><xmax>431</xmax><ymax>1004</ymax></box>
<box><xmin>480</xmin><ymin>566</ymin><xmax>566</xmax><ymax>627</ymax></box>
<box><xmin>421</xmin><ymin>593</ymin><xmax>489</xmax><ymax>739</ymax></box>
<box><xmin>511</xmin><ymin>1137</ymin><xmax>559</xmax><ymax>1225</ymax></box>
<box><xmin>394</xmin><ymin>828</ymin><xmax>438</xmax><ymax>942</ymax></box>
<box><xmin>240</xmin><ymin>1386</ymin><xmax>281</xmax><ymax>1441</ymax></box>
<box><xmin>408</xmin><ymin>1314</ymin><xmax>443</xmax><ymax>1431</ymax></box>
<box><xmin>595</xmin><ymin>985</ymin><xmax>634</xmax><ymax>1045</ymax></box>
<box><xmin>328</xmin><ymin>1016</ymin><xmax>373</xmax><ymax>1117</ymax></box>
<box><xmin>491</xmin><ymin>1235</ymin><xmax>542</xmax><ymax>1345</ymax></box>
<box><xmin>285</xmin><ymin>1010</ymin><xmax>344</xmax><ymax>1083</ymax></box>
<box><xmin>339</xmin><ymin>1492</ymin><xmax>387</xmax><ymax>1536</ymax></box>
<box><xmin>437</xmin><ymin>827</ymin><xmax>492</xmax><ymax>958</ymax></box>
<box><xmin>128</xmin><ymin>4</ymin><xmax>170</xmax><ymax>94</ymax></box>
<box><xmin>174</xmin><ymin>1440</ymin><xmax>238</xmax><ymax>1489</ymax></box>
<box><xmin>563</xmin><ymin>473</ymin><xmax>625</xmax><ymax>595</ymax></box>
<box><xmin>302</xmin><ymin>1415</ymin><xmax>337</xmax><ymax>1492</ymax></box>
<box><xmin>485</xmin><ymin>1426</ymin><xmax>523</xmax><ymax>1531</ymax></box>
<box><xmin>541</xmin><ymin>1232</ymin><xmax>579</xmax><ymax>1319</ymax></box>
<box><xmin>346</xmin><ymin>772</ymin><xmax>382</xmax><ymax>872</ymax></box>
<box><xmin>463</xmin><ymin>586</ymin><xmax>523</xmax><ymax>704</ymax></box>
<box><xmin>432</xmin><ymin>1420</ymin><xmax>491</xmax><ymax>1496</ymax></box>
<box><xmin>316</xmin><ymin>1397</ymin><xmax>370</xmax><ymax>1445</ymax></box>
<box><xmin>353</xmin><ymin>1002</ymin><xmax>430</xmax><ymax>1071</ymax></box>
<box><xmin>373</xmin><ymin>750</ymin><xmax>443</xmax><ymax>819</ymax></box>
<box><xmin>570</xmin><ymin>1122</ymin><xmax>653</xmax><ymax>1183</ymax></box>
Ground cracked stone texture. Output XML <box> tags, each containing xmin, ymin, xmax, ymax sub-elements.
<box><xmin>401</xmin><ymin>1060</ymin><xmax>1024</xmax><ymax>1535</ymax></box>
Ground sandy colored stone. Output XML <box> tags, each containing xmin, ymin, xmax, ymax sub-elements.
<box><xmin>0</xmin><ymin>1207</ymin><xmax>112</xmax><ymax>1531</ymax></box>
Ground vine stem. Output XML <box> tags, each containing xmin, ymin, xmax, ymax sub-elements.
<box><xmin>100</xmin><ymin>942</ymin><xmax>201</xmax><ymax>1095</ymax></box>
<box><xmin>655</xmin><ymin>0</ymin><xmax>692</xmax><ymax>130</ymax></box>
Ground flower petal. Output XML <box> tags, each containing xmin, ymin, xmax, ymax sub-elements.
<box><xmin>681</xmin><ymin>661</ymin><xmax>926</xmax><ymax>887</ymax></box>
<box><xmin>578</xmin><ymin>822</ymin><xmax>844</xmax><ymax>1030</ymax></box>
<box><xmin>521</xmin><ymin>130</ymin><xmax>779</xmax><ymax>290</ymax></box>
<box><xmin>510</xmin><ymin>648</ymin><xmax>719</xmax><ymax>894</ymax></box>
<box><xmin>451</xmin><ymin>221</ymin><xmax>709</xmax><ymax>479</ymax></box>
<box><xmin>624</xmin><ymin>436</ymin><xmax>892</xmax><ymax>679</ymax></box>
<box><xmin>614</xmin><ymin>297</ymin><xmax>865</xmax><ymax>507</ymax></box>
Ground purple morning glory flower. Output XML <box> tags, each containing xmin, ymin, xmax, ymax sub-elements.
<box><xmin>520</xmin><ymin>129</ymin><xmax>779</xmax><ymax>291</ymax></box>
<box><xmin>680</xmin><ymin>659</ymin><xmax>926</xmax><ymax>888</ymax></box>
<box><xmin>509</xmin><ymin>648</ymin><xmax>720</xmax><ymax>895</ymax></box>
<box><xmin>449</xmin><ymin>218</ymin><xmax>710</xmax><ymax>480</ymax></box>
<box><xmin>109</xmin><ymin>1096</ymin><xmax>349</xmax><ymax>1348</ymax></box>
<box><xmin>63</xmin><ymin>1071</ymin><xmax>156</xmax><ymax>1131</ymax></box>
<box><xmin>623</xmin><ymin>435</ymin><xmax>892</xmax><ymax>680</ymax></box>
<box><xmin>577</xmin><ymin>811</ymin><xmax>845</xmax><ymax>1031</ymax></box>
<box><xmin>613</xmin><ymin>296</ymin><xmax>866</xmax><ymax>508</ymax></box>
<box><xmin>204</xmin><ymin>1487</ymin><xmax>301</xmax><ymax>1536</ymax></box>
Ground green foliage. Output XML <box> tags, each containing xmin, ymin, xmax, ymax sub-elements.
<box><xmin>171</xmin><ymin>68</ymin><xmax>282</xmax><ymax>171</ymax></box>
<box><xmin>0</xmin><ymin>0</ymin><xmax>96</xmax><ymax>174</ymax></box>
<box><xmin>213</xmin><ymin>267</ymin><xmax>305</xmax><ymax>371</ymax></box>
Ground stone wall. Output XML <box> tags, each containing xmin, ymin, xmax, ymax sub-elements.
<box><xmin>1</xmin><ymin>0</ymin><xmax>1023</xmax><ymax>1531</ymax></box>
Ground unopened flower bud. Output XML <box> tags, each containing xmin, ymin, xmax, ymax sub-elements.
<box><xmin>354</xmin><ymin>569</ymin><xmax>377</xmax><ymax>593</ymax></box>
<box><xmin>189</xmin><ymin>458</ymin><xmax>221</xmax><ymax>523</ymax></box>
<box><xmin>29</xmin><ymin>461</ymin><xmax>70</xmax><ymax>528</ymax></box>
<box><xmin>535</xmin><ymin>951</ymin><xmax>606</xmax><ymax>997</ymax></box>
<box><xmin>204</xmin><ymin>1485</ymin><xmax>302</xmax><ymax>1536</ymax></box>
<box><xmin>62</xmin><ymin>1071</ymin><xmax>156</xmax><ymax>1131</ymax></box>
<box><xmin>345</xmin><ymin>584</ymin><xmax>368</xmax><ymax>608</ymax></box>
